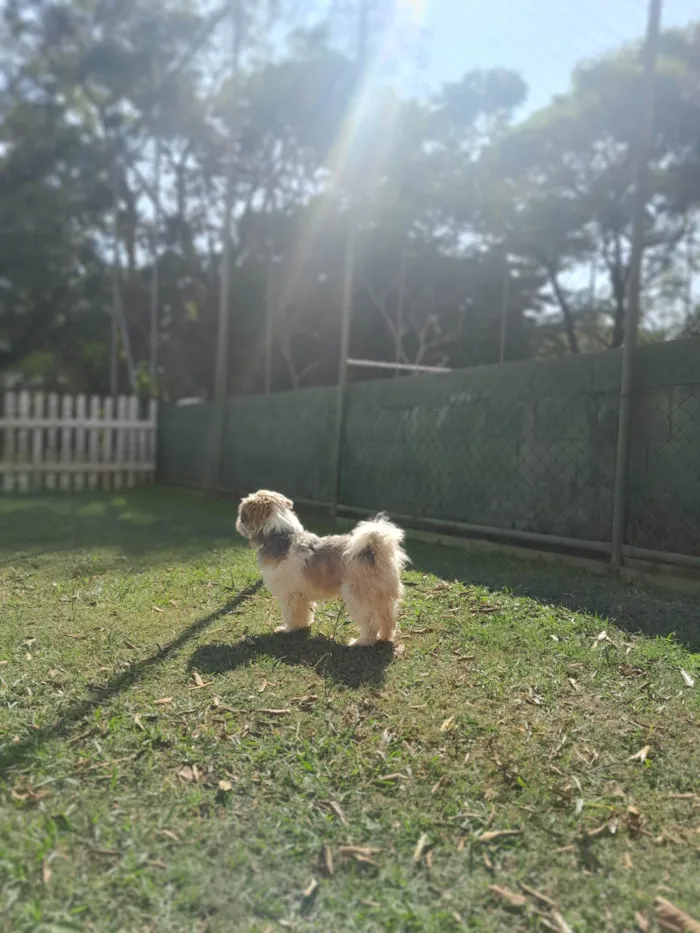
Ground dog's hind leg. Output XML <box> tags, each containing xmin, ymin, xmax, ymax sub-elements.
<box><xmin>342</xmin><ymin>587</ymin><xmax>379</xmax><ymax>646</ymax></box>
<box><xmin>276</xmin><ymin>594</ymin><xmax>315</xmax><ymax>633</ymax></box>
<box><xmin>377</xmin><ymin>600</ymin><xmax>398</xmax><ymax>642</ymax></box>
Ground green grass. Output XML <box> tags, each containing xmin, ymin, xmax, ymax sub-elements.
<box><xmin>0</xmin><ymin>487</ymin><xmax>699</xmax><ymax>933</ymax></box>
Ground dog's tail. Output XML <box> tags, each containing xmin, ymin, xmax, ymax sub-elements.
<box><xmin>345</xmin><ymin>514</ymin><xmax>409</xmax><ymax>577</ymax></box>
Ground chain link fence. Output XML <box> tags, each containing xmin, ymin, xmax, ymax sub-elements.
<box><xmin>626</xmin><ymin>341</ymin><xmax>700</xmax><ymax>556</ymax></box>
<box><xmin>159</xmin><ymin>338</ymin><xmax>700</xmax><ymax>568</ymax></box>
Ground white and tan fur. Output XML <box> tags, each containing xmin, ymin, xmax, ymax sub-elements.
<box><xmin>236</xmin><ymin>490</ymin><xmax>408</xmax><ymax>646</ymax></box>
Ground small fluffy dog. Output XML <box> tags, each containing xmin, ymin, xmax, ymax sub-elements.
<box><xmin>236</xmin><ymin>490</ymin><xmax>408</xmax><ymax>646</ymax></box>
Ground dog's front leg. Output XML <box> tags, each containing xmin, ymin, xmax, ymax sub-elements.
<box><xmin>275</xmin><ymin>596</ymin><xmax>315</xmax><ymax>633</ymax></box>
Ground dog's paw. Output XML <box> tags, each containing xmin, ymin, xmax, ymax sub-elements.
<box><xmin>274</xmin><ymin>624</ymin><xmax>290</xmax><ymax>634</ymax></box>
<box><xmin>348</xmin><ymin>637</ymin><xmax>375</xmax><ymax>647</ymax></box>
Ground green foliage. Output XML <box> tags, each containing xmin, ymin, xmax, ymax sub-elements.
<box><xmin>0</xmin><ymin>2</ymin><xmax>699</xmax><ymax>394</ymax></box>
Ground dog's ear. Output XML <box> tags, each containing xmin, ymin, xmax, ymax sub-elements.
<box><xmin>263</xmin><ymin>490</ymin><xmax>293</xmax><ymax>511</ymax></box>
<box><xmin>240</xmin><ymin>495</ymin><xmax>273</xmax><ymax>532</ymax></box>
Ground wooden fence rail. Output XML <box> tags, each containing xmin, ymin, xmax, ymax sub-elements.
<box><xmin>0</xmin><ymin>392</ymin><xmax>157</xmax><ymax>492</ymax></box>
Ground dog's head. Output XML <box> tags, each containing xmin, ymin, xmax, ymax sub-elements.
<box><xmin>236</xmin><ymin>490</ymin><xmax>295</xmax><ymax>541</ymax></box>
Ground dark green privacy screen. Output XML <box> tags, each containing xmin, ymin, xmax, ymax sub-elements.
<box><xmin>158</xmin><ymin>339</ymin><xmax>700</xmax><ymax>558</ymax></box>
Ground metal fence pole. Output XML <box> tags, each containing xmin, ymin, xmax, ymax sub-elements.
<box><xmin>211</xmin><ymin>0</ymin><xmax>242</xmax><ymax>490</ymax></box>
<box><xmin>110</xmin><ymin>152</ymin><xmax>121</xmax><ymax>398</ymax></box>
<box><xmin>265</xmin><ymin>253</ymin><xmax>275</xmax><ymax>395</ymax></box>
<box><xmin>499</xmin><ymin>251</ymin><xmax>510</xmax><ymax>365</ymax></box>
<box><xmin>331</xmin><ymin>223</ymin><xmax>357</xmax><ymax>518</ymax></box>
<box><xmin>610</xmin><ymin>0</ymin><xmax>663</xmax><ymax>568</ymax></box>
<box><xmin>149</xmin><ymin>56</ymin><xmax>161</xmax><ymax>399</ymax></box>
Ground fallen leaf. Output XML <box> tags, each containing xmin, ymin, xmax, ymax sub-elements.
<box><xmin>0</xmin><ymin>659</ymin><xmax>7</xmax><ymax>665</ymax></box>
<box><xmin>154</xmin><ymin>697</ymin><xmax>173</xmax><ymax>706</ymax></box>
<box><xmin>42</xmin><ymin>860</ymin><xmax>52</xmax><ymax>884</ymax></box>
<box><xmin>488</xmin><ymin>885</ymin><xmax>526</xmax><ymax>909</ymax></box>
<box><xmin>292</xmin><ymin>694</ymin><xmax>318</xmax><ymax>707</ymax></box>
<box><xmin>10</xmin><ymin>785</ymin><xmax>50</xmax><ymax>803</ymax></box>
<box><xmin>680</xmin><ymin>670</ymin><xmax>696</xmax><ymax>688</ymax></box>
<box><xmin>320</xmin><ymin>844</ymin><xmax>334</xmax><ymax>876</ymax></box>
<box><xmin>302</xmin><ymin>878</ymin><xmax>318</xmax><ymax>900</ymax></box>
<box><xmin>593</xmin><ymin>630</ymin><xmax>608</xmax><ymax>647</ymax></box>
<box><xmin>583</xmin><ymin>821</ymin><xmax>612</xmax><ymax>838</ymax></box>
<box><xmin>413</xmin><ymin>833</ymin><xmax>431</xmax><ymax>864</ymax></box>
<box><xmin>123</xmin><ymin>640</ymin><xmax>137</xmax><ymax>650</ymax></box>
<box><xmin>377</xmin><ymin>772</ymin><xmax>404</xmax><ymax>783</ymax></box>
<box><xmin>550</xmin><ymin>911</ymin><xmax>574</xmax><ymax>933</ymax></box>
<box><xmin>258</xmin><ymin>679</ymin><xmax>270</xmax><ymax>693</ymax></box>
<box><xmin>158</xmin><ymin>829</ymin><xmax>180</xmax><ymax>842</ymax></box>
<box><xmin>337</xmin><ymin>845</ymin><xmax>380</xmax><ymax>866</ymax></box>
<box><xmin>518</xmin><ymin>882</ymin><xmax>557</xmax><ymax>909</ymax></box>
<box><xmin>133</xmin><ymin>714</ymin><xmax>145</xmax><ymax>731</ymax></box>
<box><xmin>431</xmin><ymin>776</ymin><xmax>447</xmax><ymax>794</ymax></box>
<box><xmin>627</xmin><ymin>805</ymin><xmax>643</xmax><ymax>834</ymax></box>
<box><xmin>629</xmin><ymin>745</ymin><xmax>652</xmax><ymax>763</ymax></box>
<box><xmin>188</xmin><ymin>676</ymin><xmax>213</xmax><ymax>690</ymax></box>
<box><xmin>257</xmin><ymin>708</ymin><xmax>291</xmax><ymax>716</ymax></box>
<box><xmin>479</xmin><ymin>830</ymin><xmax>521</xmax><ymax>844</ymax></box>
<box><xmin>218</xmin><ymin>779</ymin><xmax>233</xmax><ymax>792</ymax></box>
<box><xmin>25</xmin><ymin>653</ymin><xmax>32</xmax><ymax>661</ymax></box>
<box><xmin>177</xmin><ymin>766</ymin><xmax>196</xmax><ymax>783</ymax></box>
<box><xmin>635</xmin><ymin>911</ymin><xmax>650</xmax><ymax>932</ymax></box>
<box><xmin>655</xmin><ymin>830</ymin><xmax>685</xmax><ymax>846</ymax></box>
<box><xmin>568</xmin><ymin>677</ymin><xmax>579</xmax><ymax>691</ymax></box>
<box><xmin>654</xmin><ymin>896</ymin><xmax>700</xmax><ymax>933</ymax></box>
<box><xmin>327</xmin><ymin>800</ymin><xmax>348</xmax><ymax>826</ymax></box>
<box><xmin>152</xmin><ymin>606</ymin><xmax>164</xmax><ymax>613</ymax></box>
<box><xmin>24</xmin><ymin>638</ymin><xmax>37</xmax><ymax>646</ymax></box>
<box><xmin>440</xmin><ymin>716</ymin><xmax>455</xmax><ymax>732</ymax></box>
<box><xmin>620</xmin><ymin>665</ymin><xmax>647</xmax><ymax>677</ymax></box>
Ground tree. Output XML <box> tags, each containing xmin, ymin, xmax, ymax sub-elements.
<box><xmin>488</xmin><ymin>23</ymin><xmax>700</xmax><ymax>351</ymax></box>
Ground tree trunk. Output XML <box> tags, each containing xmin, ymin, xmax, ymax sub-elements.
<box><xmin>545</xmin><ymin>263</ymin><xmax>580</xmax><ymax>354</ymax></box>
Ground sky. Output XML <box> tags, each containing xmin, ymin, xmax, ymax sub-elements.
<box><xmin>406</xmin><ymin>0</ymin><xmax>698</xmax><ymax>111</ymax></box>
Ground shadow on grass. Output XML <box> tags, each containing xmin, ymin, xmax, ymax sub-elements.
<box><xmin>0</xmin><ymin>582</ymin><xmax>262</xmax><ymax>779</ymax></box>
<box><xmin>409</xmin><ymin>540</ymin><xmax>700</xmax><ymax>652</ymax></box>
<box><xmin>189</xmin><ymin>630</ymin><xmax>396</xmax><ymax>689</ymax></box>
<box><xmin>0</xmin><ymin>488</ymin><xmax>242</xmax><ymax>572</ymax></box>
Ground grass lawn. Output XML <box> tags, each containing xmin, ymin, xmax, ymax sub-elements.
<box><xmin>1</xmin><ymin>487</ymin><xmax>699</xmax><ymax>933</ymax></box>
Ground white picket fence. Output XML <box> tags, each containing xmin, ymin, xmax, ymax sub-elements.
<box><xmin>0</xmin><ymin>392</ymin><xmax>157</xmax><ymax>492</ymax></box>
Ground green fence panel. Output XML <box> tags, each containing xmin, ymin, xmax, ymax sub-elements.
<box><xmin>626</xmin><ymin>339</ymin><xmax>700</xmax><ymax>554</ymax></box>
<box><xmin>156</xmin><ymin>339</ymin><xmax>700</xmax><ymax>557</ymax></box>
<box><xmin>339</xmin><ymin>352</ymin><xmax>617</xmax><ymax>542</ymax></box>
<box><xmin>158</xmin><ymin>402</ymin><xmax>217</xmax><ymax>488</ymax></box>
<box><xmin>219</xmin><ymin>385</ymin><xmax>337</xmax><ymax>502</ymax></box>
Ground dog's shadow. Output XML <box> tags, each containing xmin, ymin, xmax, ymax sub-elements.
<box><xmin>189</xmin><ymin>631</ymin><xmax>395</xmax><ymax>689</ymax></box>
